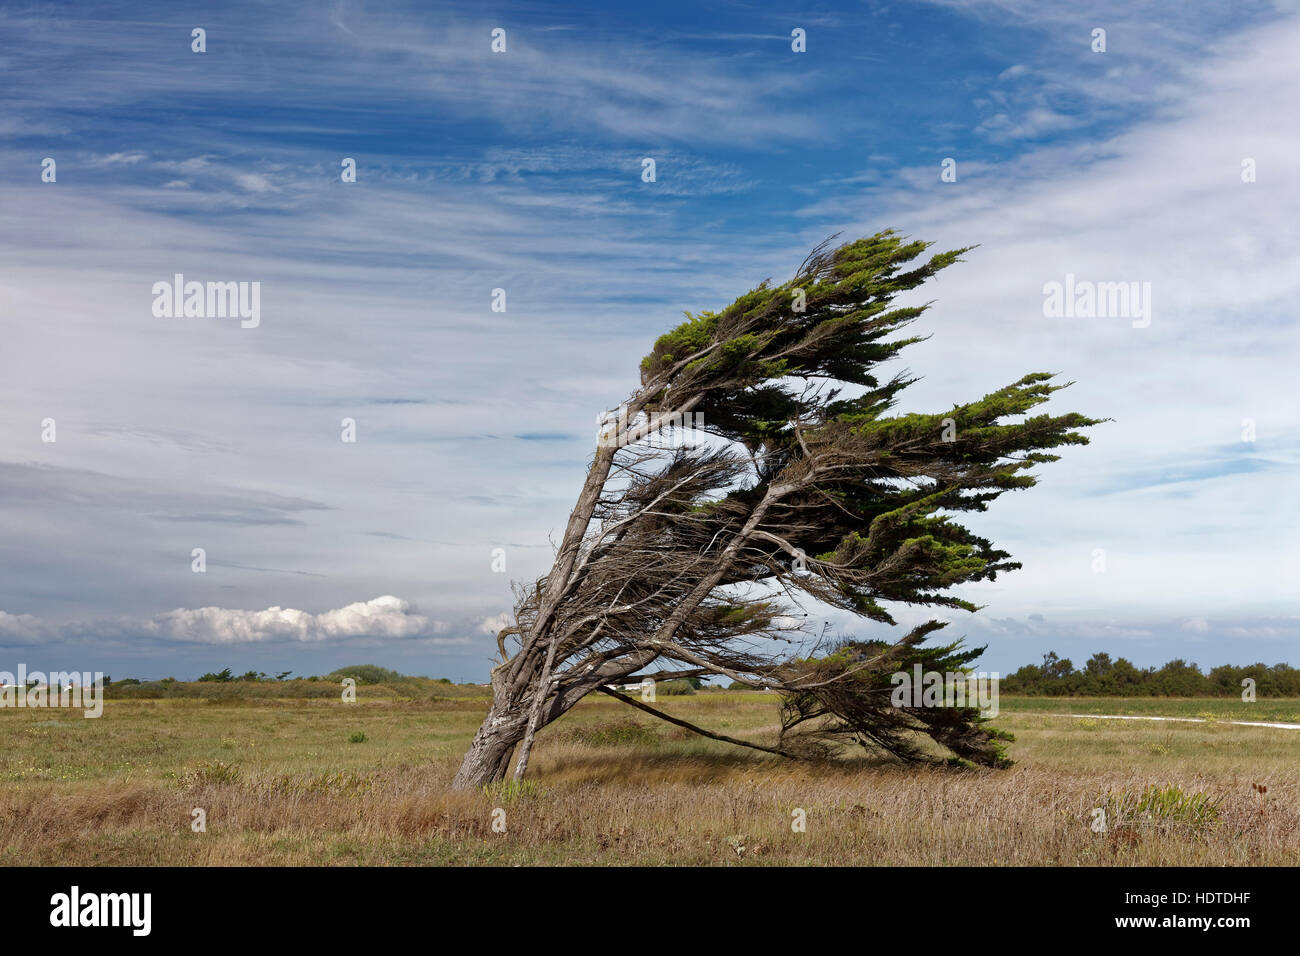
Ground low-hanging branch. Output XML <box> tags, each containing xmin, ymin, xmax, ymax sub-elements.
<box><xmin>597</xmin><ymin>686</ymin><xmax>799</xmax><ymax>760</ymax></box>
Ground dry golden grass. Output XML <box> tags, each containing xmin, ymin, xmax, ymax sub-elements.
<box><xmin>0</xmin><ymin>692</ymin><xmax>1296</xmax><ymax>865</ymax></box>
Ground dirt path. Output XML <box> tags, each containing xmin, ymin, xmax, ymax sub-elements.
<box><xmin>1040</xmin><ymin>712</ymin><xmax>1300</xmax><ymax>730</ymax></box>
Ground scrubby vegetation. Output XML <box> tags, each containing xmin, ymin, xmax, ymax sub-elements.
<box><xmin>103</xmin><ymin>667</ymin><xmax>482</xmax><ymax>701</ymax></box>
<box><xmin>0</xmin><ymin>691</ymin><xmax>1295</xmax><ymax>865</ymax></box>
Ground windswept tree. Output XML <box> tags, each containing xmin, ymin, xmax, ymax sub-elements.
<box><xmin>452</xmin><ymin>230</ymin><xmax>1100</xmax><ymax>789</ymax></box>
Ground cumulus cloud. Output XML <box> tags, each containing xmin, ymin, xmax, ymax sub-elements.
<box><xmin>149</xmin><ymin>595</ymin><xmax>448</xmax><ymax>644</ymax></box>
<box><xmin>478</xmin><ymin>612</ymin><xmax>513</xmax><ymax>635</ymax></box>
<box><xmin>0</xmin><ymin>596</ymin><xmax>456</xmax><ymax>647</ymax></box>
<box><xmin>0</xmin><ymin>611</ymin><xmax>55</xmax><ymax>645</ymax></box>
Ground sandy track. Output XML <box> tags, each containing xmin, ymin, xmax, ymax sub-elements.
<box><xmin>1033</xmin><ymin>712</ymin><xmax>1300</xmax><ymax>730</ymax></box>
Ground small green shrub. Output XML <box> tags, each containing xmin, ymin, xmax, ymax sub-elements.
<box><xmin>189</xmin><ymin>760</ymin><xmax>241</xmax><ymax>786</ymax></box>
<box><xmin>1099</xmin><ymin>783</ymin><xmax>1222</xmax><ymax>833</ymax></box>
<box><xmin>328</xmin><ymin>665</ymin><xmax>404</xmax><ymax>685</ymax></box>
<box><xmin>658</xmin><ymin>679</ymin><xmax>696</xmax><ymax>696</ymax></box>
<box><xmin>1147</xmin><ymin>732</ymin><xmax>1175</xmax><ymax>755</ymax></box>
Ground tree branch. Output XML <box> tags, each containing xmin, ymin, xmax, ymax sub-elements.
<box><xmin>598</xmin><ymin>687</ymin><xmax>799</xmax><ymax>759</ymax></box>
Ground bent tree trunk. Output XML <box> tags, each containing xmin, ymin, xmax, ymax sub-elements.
<box><xmin>452</xmin><ymin>713</ymin><xmax>522</xmax><ymax>789</ymax></box>
<box><xmin>450</xmin><ymin>410</ymin><xmax>661</xmax><ymax>790</ymax></box>
<box><xmin>451</xmin><ymin>645</ymin><xmax>660</xmax><ymax>789</ymax></box>
<box><xmin>451</xmin><ymin>668</ymin><xmax>528</xmax><ymax>789</ymax></box>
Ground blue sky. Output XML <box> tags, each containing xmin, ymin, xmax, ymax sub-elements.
<box><xmin>2</xmin><ymin>0</ymin><xmax>1298</xmax><ymax>680</ymax></box>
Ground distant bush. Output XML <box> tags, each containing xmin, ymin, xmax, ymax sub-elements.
<box><xmin>108</xmin><ymin>679</ymin><xmax>344</xmax><ymax>700</ymax></box>
<box><xmin>104</xmin><ymin>676</ymin><xmax>487</xmax><ymax>701</ymax></box>
<box><xmin>327</xmin><ymin>665</ymin><xmax>405</xmax><ymax>685</ymax></box>
<box><xmin>348</xmin><ymin>731</ymin><xmax>367</xmax><ymax>743</ymax></box>
<box><xmin>658</xmin><ymin>679</ymin><xmax>696</xmax><ymax>696</ymax></box>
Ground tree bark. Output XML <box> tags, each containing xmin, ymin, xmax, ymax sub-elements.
<box><xmin>451</xmin><ymin>649</ymin><xmax>660</xmax><ymax>789</ymax></box>
<box><xmin>511</xmin><ymin>624</ymin><xmax>564</xmax><ymax>781</ymax></box>
<box><xmin>451</xmin><ymin>714</ymin><xmax>522</xmax><ymax>789</ymax></box>
<box><xmin>450</xmin><ymin>664</ymin><xmax>529</xmax><ymax>789</ymax></box>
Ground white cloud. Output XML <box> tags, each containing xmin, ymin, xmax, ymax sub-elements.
<box><xmin>478</xmin><ymin>612</ymin><xmax>513</xmax><ymax>635</ymax></box>
<box><xmin>234</xmin><ymin>172</ymin><xmax>275</xmax><ymax>193</ymax></box>
<box><xmin>0</xmin><ymin>596</ymin><xmax>456</xmax><ymax>647</ymax></box>
<box><xmin>91</xmin><ymin>151</ymin><xmax>148</xmax><ymax>166</ymax></box>
<box><xmin>150</xmin><ymin>595</ymin><xmax>445</xmax><ymax>644</ymax></box>
<box><xmin>0</xmin><ymin>611</ymin><xmax>54</xmax><ymax>645</ymax></box>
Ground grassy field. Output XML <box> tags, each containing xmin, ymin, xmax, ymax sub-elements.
<box><xmin>1</xmin><ymin>687</ymin><xmax>1297</xmax><ymax>866</ymax></box>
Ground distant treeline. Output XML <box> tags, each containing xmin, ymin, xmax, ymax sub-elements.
<box><xmin>102</xmin><ymin>664</ymin><xmax>476</xmax><ymax>699</ymax></box>
<box><xmin>1003</xmin><ymin>652</ymin><xmax>1300</xmax><ymax>697</ymax></box>
<box><xmin>110</xmin><ymin>664</ymin><xmax>455</xmax><ymax>687</ymax></box>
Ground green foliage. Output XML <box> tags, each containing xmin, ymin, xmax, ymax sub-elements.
<box><xmin>778</xmin><ymin>624</ymin><xmax>1011</xmax><ymax>768</ymax></box>
<box><xmin>197</xmin><ymin>668</ymin><xmax>234</xmax><ymax>683</ymax></box>
<box><xmin>348</xmin><ymin>731</ymin><xmax>367</xmax><ymax>744</ymax></box>
<box><xmin>630</xmin><ymin>233</ymin><xmax>1103</xmax><ymax>633</ymax></box>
